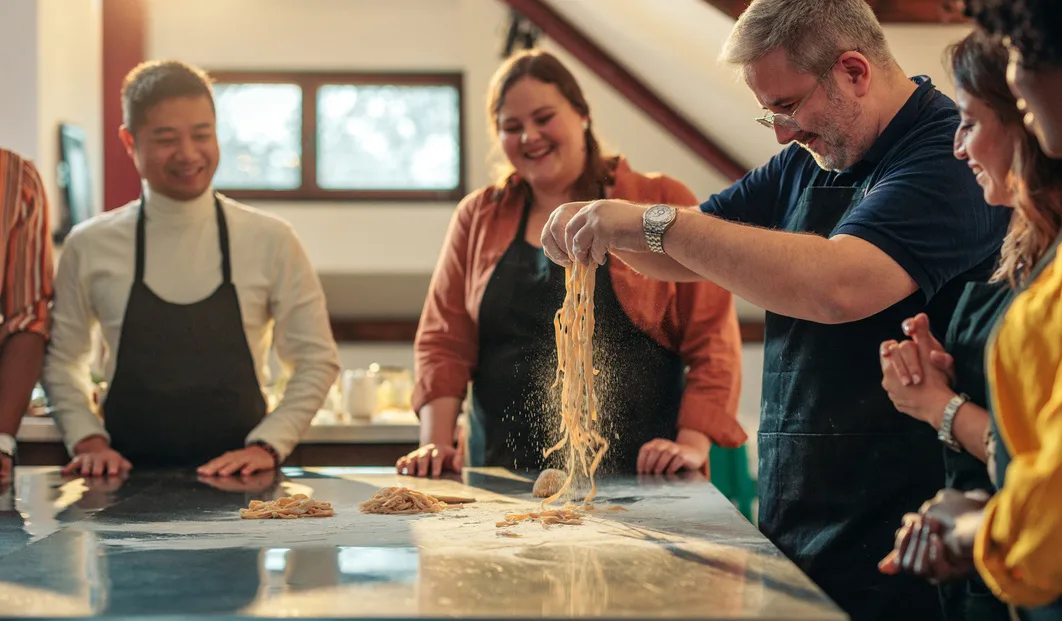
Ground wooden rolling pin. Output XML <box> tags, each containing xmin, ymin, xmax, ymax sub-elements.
<box><xmin>434</xmin><ymin>495</ymin><xmax>476</xmax><ymax>504</ymax></box>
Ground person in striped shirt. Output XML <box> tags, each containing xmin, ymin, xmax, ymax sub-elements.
<box><xmin>0</xmin><ymin>149</ymin><xmax>54</xmax><ymax>479</ymax></box>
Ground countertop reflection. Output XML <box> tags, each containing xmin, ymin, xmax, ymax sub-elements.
<box><xmin>0</xmin><ymin>467</ymin><xmax>846</xmax><ymax>620</ymax></box>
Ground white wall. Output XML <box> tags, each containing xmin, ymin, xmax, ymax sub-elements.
<box><xmin>0</xmin><ymin>0</ymin><xmax>41</xmax><ymax>161</ymax></box>
<box><xmin>0</xmin><ymin>0</ymin><xmax>103</xmax><ymax>230</ymax></box>
<box><xmin>37</xmin><ymin>0</ymin><xmax>104</xmax><ymax>227</ymax></box>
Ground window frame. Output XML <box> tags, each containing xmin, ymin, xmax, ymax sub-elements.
<box><xmin>209</xmin><ymin>71</ymin><xmax>466</xmax><ymax>202</ymax></box>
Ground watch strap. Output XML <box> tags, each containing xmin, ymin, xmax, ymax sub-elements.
<box><xmin>938</xmin><ymin>393</ymin><xmax>969</xmax><ymax>452</ymax></box>
<box><xmin>250</xmin><ymin>440</ymin><xmax>281</xmax><ymax>469</ymax></box>
<box><xmin>644</xmin><ymin>205</ymin><xmax>675</xmax><ymax>254</ymax></box>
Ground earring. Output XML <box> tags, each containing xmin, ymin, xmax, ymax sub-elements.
<box><xmin>582</xmin><ymin>120</ymin><xmax>590</xmax><ymax>131</ymax></box>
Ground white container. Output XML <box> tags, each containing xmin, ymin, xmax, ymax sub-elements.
<box><xmin>342</xmin><ymin>369</ymin><xmax>377</xmax><ymax>421</ymax></box>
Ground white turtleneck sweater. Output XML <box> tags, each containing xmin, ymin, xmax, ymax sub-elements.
<box><xmin>41</xmin><ymin>187</ymin><xmax>340</xmax><ymax>459</ymax></box>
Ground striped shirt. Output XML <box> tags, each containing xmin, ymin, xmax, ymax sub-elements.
<box><xmin>0</xmin><ymin>149</ymin><xmax>53</xmax><ymax>344</ymax></box>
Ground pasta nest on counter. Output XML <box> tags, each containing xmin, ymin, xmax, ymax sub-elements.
<box><xmin>239</xmin><ymin>494</ymin><xmax>335</xmax><ymax>519</ymax></box>
<box><xmin>358</xmin><ymin>487</ymin><xmax>448</xmax><ymax>514</ymax></box>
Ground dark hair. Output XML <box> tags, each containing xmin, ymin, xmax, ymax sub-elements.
<box><xmin>967</xmin><ymin>0</ymin><xmax>1062</xmax><ymax>69</ymax></box>
<box><xmin>486</xmin><ymin>50</ymin><xmax>612</xmax><ymax>201</ymax></box>
<box><xmin>948</xmin><ymin>31</ymin><xmax>1062</xmax><ymax>285</ymax></box>
<box><xmin>121</xmin><ymin>60</ymin><xmax>215</xmax><ymax>136</ymax></box>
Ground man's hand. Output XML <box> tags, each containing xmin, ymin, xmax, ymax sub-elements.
<box><xmin>396</xmin><ymin>443</ymin><xmax>463</xmax><ymax>478</ymax></box>
<box><xmin>542</xmin><ymin>200</ymin><xmax>649</xmax><ymax>266</ymax></box>
<box><xmin>64</xmin><ymin>435</ymin><xmax>132</xmax><ymax>477</ymax></box>
<box><xmin>637</xmin><ymin>438</ymin><xmax>708</xmax><ymax>475</ymax></box>
<box><xmin>198</xmin><ymin>445</ymin><xmax>276</xmax><ymax>477</ymax></box>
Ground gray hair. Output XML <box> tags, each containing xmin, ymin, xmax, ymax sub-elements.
<box><xmin>721</xmin><ymin>0</ymin><xmax>896</xmax><ymax>76</ymax></box>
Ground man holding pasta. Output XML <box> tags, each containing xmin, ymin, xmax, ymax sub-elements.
<box><xmin>541</xmin><ymin>1</ymin><xmax>1008</xmax><ymax>620</ymax></box>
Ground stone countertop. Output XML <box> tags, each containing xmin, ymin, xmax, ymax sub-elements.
<box><xmin>0</xmin><ymin>466</ymin><xmax>846</xmax><ymax>620</ymax></box>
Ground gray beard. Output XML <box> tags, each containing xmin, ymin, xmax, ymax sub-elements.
<box><xmin>808</xmin><ymin>146</ymin><xmax>849</xmax><ymax>172</ymax></box>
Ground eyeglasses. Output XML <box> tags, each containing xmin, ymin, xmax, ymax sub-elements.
<box><xmin>754</xmin><ymin>52</ymin><xmax>852</xmax><ymax>133</ymax></box>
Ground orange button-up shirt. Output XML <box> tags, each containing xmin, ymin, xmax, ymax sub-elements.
<box><xmin>0</xmin><ymin>149</ymin><xmax>53</xmax><ymax>344</ymax></box>
<box><xmin>413</xmin><ymin>158</ymin><xmax>746</xmax><ymax>447</ymax></box>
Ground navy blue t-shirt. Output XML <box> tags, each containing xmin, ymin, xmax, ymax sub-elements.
<box><xmin>701</xmin><ymin>77</ymin><xmax>1009</xmax><ymax>303</ymax></box>
<box><xmin>699</xmin><ymin>77</ymin><xmax>1011</xmax><ymax>621</ymax></box>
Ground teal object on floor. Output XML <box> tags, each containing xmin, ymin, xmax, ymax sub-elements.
<box><xmin>710</xmin><ymin>444</ymin><xmax>757</xmax><ymax>522</ymax></box>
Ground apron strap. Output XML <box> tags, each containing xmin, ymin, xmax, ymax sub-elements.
<box><xmin>133</xmin><ymin>193</ymin><xmax>233</xmax><ymax>284</ymax></box>
<box><xmin>214</xmin><ymin>194</ymin><xmax>233</xmax><ymax>284</ymax></box>
<box><xmin>135</xmin><ymin>197</ymin><xmax>147</xmax><ymax>283</ymax></box>
<box><xmin>515</xmin><ymin>189</ymin><xmax>533</xmax><ymax>240</ymax></box>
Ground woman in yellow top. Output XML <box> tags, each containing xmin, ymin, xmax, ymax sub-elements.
<box><xmin>884</xmin><ymin>1</ymin><xmax>1062</xmax><ymax>616</ymax></box>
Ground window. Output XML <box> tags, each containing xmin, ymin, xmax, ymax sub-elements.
<box><xmin>211</xmin><ymin>72</ymin><xmax>464</xmax><ymax>201</ymax></box>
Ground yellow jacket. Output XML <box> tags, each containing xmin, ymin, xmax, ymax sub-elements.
<box><xmin>981</xmin><ymin>243</ymin><xmax>1062</xmax><ymax>606</ymax></box>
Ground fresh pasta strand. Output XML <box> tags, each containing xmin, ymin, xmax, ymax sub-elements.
<box><xmin>239</xmin><ymin>494</ymin><xmax>334</xmax><ymax>519</ymax></box>
<box><xmin>496</xmin><ymin>506</ymin><xmax>585</xmax><ymax>528</ymax></box>
<box><xmin>544</xmin><ymin>262</ymin><xmax>609</xmax><ymax>507</ymax></box>
<box><xmin>358</xmin><ymin>487</ymin><xmax>449</xmax><ymax>515</ymax></box>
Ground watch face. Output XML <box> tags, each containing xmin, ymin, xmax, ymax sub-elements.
<box><xmin>646</xmin><ymin>205</ymin><xmax>673</xmax><ymax>225</ymax></box>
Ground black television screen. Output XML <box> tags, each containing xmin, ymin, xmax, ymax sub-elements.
<box><xmin>54</xmin><ymin>123</ymin><xmax>95</xmax><ymax>242</ymax></box>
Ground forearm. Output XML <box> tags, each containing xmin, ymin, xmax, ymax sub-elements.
<box><xmin>612</xmin><ymin>250</ymin><xmax>704</xmax><ymax>281</ymax></box>
<box><xmin>250</xmin><ymin>358</ymin><xmax>339</xmax><ymax>458</ymax></box>
<box><xmin>41</xmin><ymin>356</ymin><xmax>109</xmax><ymax>454</ymax></box>
<box><xmin>0</xmin><ymin>332</ymin><xmax>46</xmax><ymax>436</ymax></box>
<box><xmin>952</xmin><ymin>402</ymin><xmax>990</xmax><ymax>462</ymax></box>
<box><xmin>664</xmin><ymin>210</ymin><xmax>875</xmax><ymax>323</ymax></box>
<box><xmin>676</xmin><ymin>428</ymin><xmax>711</xmax><ymax>457</ymax></box>
<box><xmin>418</xmin><ymin>398</ymin><xmax>462</xmax><ymax>446</ymax></box>
<box><xmin>612</xmin><ymin>208</ymin><xmax>705</xmax><ymax>281</ymax></box>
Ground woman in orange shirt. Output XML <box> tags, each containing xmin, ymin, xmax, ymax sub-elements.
<box><xmin>397</xmin><ymin>50</ymin><xmax>744</xmax><ymax>477</ymax></box>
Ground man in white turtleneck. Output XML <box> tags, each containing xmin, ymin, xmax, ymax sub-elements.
<box><xmin>41</xmin><ymin>60</ymin><xmax>340</xmax><ymax>477</ymax></box>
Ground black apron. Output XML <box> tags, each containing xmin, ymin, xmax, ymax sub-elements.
<box><xmin>759</xmin><ymin>165</ymin><xmax>954</xmax><ymax>621</ymax></box>
<box><xmin>989</xmin><ymin>236</ymin><xmax>1062</xmax><ymax>621</ymax></box>
<box><xmin>939</xmin><ymin>281</ymin><xmax>1013</xmax><ymax>621</ymax></box>
<box><xmin>102</xmin><ymin>195</ymin><xmax>267</xmax><ymax>468</ymax></box>
<box><xmin>470</xmin><ymin>192</ymin><xmax>684</xmax><ymax>473</ymax></box>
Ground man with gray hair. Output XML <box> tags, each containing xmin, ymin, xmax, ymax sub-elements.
<box><xmin>542</xmin><ymin>1</ymin><xmax>1009</xmax><ymax>619</ymax></box>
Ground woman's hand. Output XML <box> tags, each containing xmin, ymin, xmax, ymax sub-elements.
<box><xmin>879</xmin><ymin>488</ymin><xmax>989</xmax><ymax>583</ymax></box>
<box><xmin>880</xmin><ymin>314</ymin><xmax>957</xmax><ymax>428</ymax></box>
<box><xmin>879</xmin><ymin>513</ymin><xmax>976</xmax><ymax>584</ymax></box>
<box><xmin>637</xmin><ymin>429</ymin><xmax>711</xmax><ymax>475</ymax></box>
<box><xmin>396</xmin><ymin>443</ymin><xmax>463</xmax><ymax>478</ymax></box>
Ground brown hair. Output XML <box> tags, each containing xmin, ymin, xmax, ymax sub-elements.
<box><xmin>121</xmin><ymin>60</ymin><xmax>215</xmax><ymax>137</ymax></box>
<box><xmin>487</xmin><ymin>50</ymin><xmax>612</xmax><ymax>201</ymax></box>
<box><xmin>948</xmin><ymin>31</ymin><xmax>1062</xmax><ymax>286</ymax></box>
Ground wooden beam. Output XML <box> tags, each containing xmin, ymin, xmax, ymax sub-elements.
<box><xmin>499</xmin><ymin>0</ymin><xmax>748</xmax><ymax>182</ymax></box>
<box><xmin>102</xmin><ymin>0</ymin><xmax>147</xmax><ymax>211</ymax></box>
<box><xmin>703</xmin><ymin>0</ymin><xmax>967</xmax><ymax>23</ymax></box>
<box><xmin>330</xmin><ymin>318</ymin><xmax>766</xmax><ymax>344</ymax></box>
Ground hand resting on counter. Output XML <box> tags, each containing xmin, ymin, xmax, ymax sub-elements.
<box><xmin>64</xmin><ymin>435</ymin><xmax>132</xmax><ymax>477</ymax></box>
<box><xmin>197</xmin><ymin>445</ymin><xmax>276</xmax><ymax>477</ymax></box>
<box><xmin>396</xmin><ymin>442</ymin><xmax>463</xmax><ymax>478</ymax></box>
<box><xmin>65</xmin><ymin>436</ymin><xmax>278</xmax><ymax>477</ymax></box>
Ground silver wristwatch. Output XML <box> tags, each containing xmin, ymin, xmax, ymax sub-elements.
<box><xmin>643</xmin><ymin>204</ymin><xmax>678</xmax><ymax>254</ymax></box>
<box><xmin>938</xmin><ymin>393</ymin><xmax>969</xmax><ymax>452</ymax></box>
